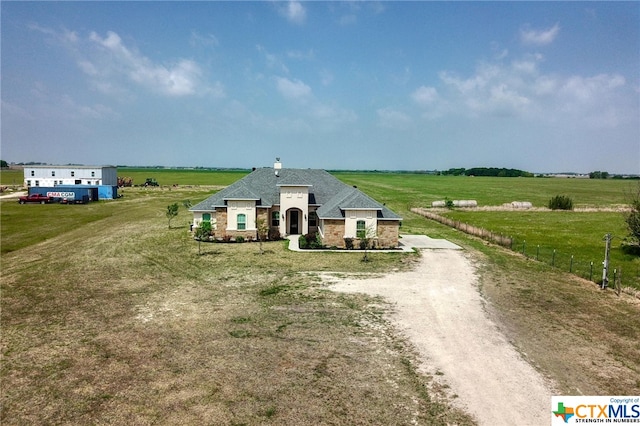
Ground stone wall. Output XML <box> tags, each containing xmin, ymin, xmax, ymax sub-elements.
<box><xmin>215</xmin><ymin>209</ymin><xmax>227</xmax><ymax>237</ymax></box>
<box><xmin>321</xmin><ymin>219</ymin><xmax>401</xmax><ymax>249</ymax></box>
<box><xmin>375</xmin><ymin>220</ymin><xmax>400</xmax><ymax>248</ymax></box>
<box><xmin>321</xmin><ymin>219</ymin><xmax>346</xmax><ymax>248</ymax></box>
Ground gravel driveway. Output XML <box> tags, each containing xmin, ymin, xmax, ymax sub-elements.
<box><xmin>326</xmin><ymin>248</ymin><xmax>554</xmax><ymax>426</ymax></box>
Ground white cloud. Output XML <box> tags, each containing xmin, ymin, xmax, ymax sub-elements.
<box><xmin>432</xmin><ymin>53</ymin><xmax>631</xmax><ymax>128</ymax></box>
<box><xmin>412</xmin><ymin>86</ymin><xmax>438</xmax><ymax>106</ymax></box>
<box><xmin>561</xmin><ymin>74</ymin><xmax>625</xmax><ymax>102</ymax></box>
<box><xmin>520</xmin><ymin>23</ymin><xmax>560</xmax><ymax>46</ymax></box>
<box><xmin>276</xmin><ymin>76</ymin><xmax>312</xmax><ymax>100</ymax></box>
<box><xmin>88</xmin><ymin>31</ymin><xmax>212</xmax><ymax>97</ymax></box>
<box><xmin>279</xmin><ymin>1</ymin><xmax>306</xmax><ymax>25</ymax></box>
<box><xmin>30</xmin><ymin>27</ymin><xmax>224</xmax><ymax>99</ymax></box>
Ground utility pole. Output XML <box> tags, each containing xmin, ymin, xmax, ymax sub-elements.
<box><xmin>602</xmin><ymin>233</ymin><xmax>612</xmax><ymax>289</ymax></box>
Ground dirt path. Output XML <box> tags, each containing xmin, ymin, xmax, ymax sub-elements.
<box><xmin>325</xmin><ymin>249</ymin><xmax>554</xmax><ymax>426</ymax></box>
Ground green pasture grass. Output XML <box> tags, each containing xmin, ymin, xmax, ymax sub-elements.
<box><xmin>116</xmin><ymin>167</ymin><xmax>250</xmax><ymax>186</ymax></box>
<box><xmin>440</xmin><ymin>210</ymin><xmax>640</xmax><ymax>289</ymax></box>
<box><xmin>334</xmin><ymin>172</ymin><xmax>635</xmax><ymax>209</ymax></box>
<box><xmin>0</xmin><ymin>168</ymin><xmax>23</xmax><ymax>186</ymax></box>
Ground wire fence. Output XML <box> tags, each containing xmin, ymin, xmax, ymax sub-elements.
<box><xmin>411</xmin><ymin>208</ymin><xmax>640</xmax><ymax>293</ymax></box>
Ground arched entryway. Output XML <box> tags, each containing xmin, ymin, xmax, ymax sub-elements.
<box><xmin>287</xmin><ymin>208</ymin><xmax>302</xmax><ymax>235</ymax></box>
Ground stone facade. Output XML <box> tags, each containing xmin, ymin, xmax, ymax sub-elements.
<box><xmin>375</xmin><ymin>221</ymin><xmax>400</xmax><ymax>248</ymax></box>
<box><xmin>320</xmin><ymin>219</ymin><xmax>400</xmax><ymax>249</ymax></box>
<box><xmin>320</xmin><ymin>219</ymin><xmax>345</xmax><ymax>248</ymax></box>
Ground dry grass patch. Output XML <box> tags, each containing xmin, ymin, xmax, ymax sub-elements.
<box><xmin>474</xmin><ymin>248</ymin><xmax>640</xmax><ymax>395</ymax></box>
<box><xmin>1</xmin><ymin>206</ymin><xmax>472</xmax><ymax>425</ymax></box>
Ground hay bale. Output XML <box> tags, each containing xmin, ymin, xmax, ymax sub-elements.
<box><xmin>511</xmin><ymin>201</ymin><xmax>532</xmax><ymax>209</ymax></box>
<box><xmin>432</xmin><ymin>200</ymin><xmax>446</xmax><ymax>208</ymax></box>
<box><xmin>453</xmin><ymin>200</ymin><xmax>478</xmax><ymax>208</ymax></box>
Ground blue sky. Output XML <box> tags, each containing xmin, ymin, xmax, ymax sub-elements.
<box><xmin>2</xmin><ymin>1</ymin><xmax>639</xmax><ymax>173</ymax></box>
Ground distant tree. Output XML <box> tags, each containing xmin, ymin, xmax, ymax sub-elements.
<box><xmin>589</xmin><ymin>171</ymin><xmax>609</xmax><ymax>179</ymax></box>
<box><xmin>624</xmin><ymin>183</ymin><xmax>640</xmax><ymax>252</ymax></box>
<box><xmin>0</xmin><ymin>160</ymin><xmax>8</xmax><ymax>168</ymax></box>
<box><xmin>166</xmin><ymin>203</ymin><xmax>179</xmax><ymax>229</ymax></box>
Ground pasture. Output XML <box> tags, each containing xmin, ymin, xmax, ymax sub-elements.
<box><xmin>1</xmin><ymin>168</ymin><xmax>639</xmax><ymax>424</ymax></box>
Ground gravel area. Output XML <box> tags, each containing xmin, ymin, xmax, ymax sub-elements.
<box><xmin>325</xmin><ymin>249</ymin><xmax>554</xmax><ymax>426</ymax></box>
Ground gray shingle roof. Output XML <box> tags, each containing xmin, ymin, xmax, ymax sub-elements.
<box><xmin>189</xmin><ymin>167</ymin><xmax>401</xmax><ymax>221</ymax></box>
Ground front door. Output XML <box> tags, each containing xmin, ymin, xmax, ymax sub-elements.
<box><xmin>289</xmin><ymin>210</ymin><xmax>299</xmax><ymax>234</ymax></box>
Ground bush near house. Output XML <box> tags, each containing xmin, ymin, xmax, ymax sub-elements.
<box><xmin>298</xmin><ymin>232</ymin><xmax>323</xmax><ymax>249</ymax></box>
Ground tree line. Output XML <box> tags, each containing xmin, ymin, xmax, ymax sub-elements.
<box><xmin>440</xmin><ymin>167</ymin><xmax>534</xmax><ymax>177</ymax></box>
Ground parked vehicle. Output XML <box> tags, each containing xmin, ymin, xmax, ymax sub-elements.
<box><xmin>144</xmin><ymin>178</ymin><xmax>159</xmax><ymax>187</ymax></box>
<box><xmin>18</xmin><ymin>194</ymin><xmax>53</xmax><ymax>204</ymax></box>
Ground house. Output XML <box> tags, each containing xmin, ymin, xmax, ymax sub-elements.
<box><xmin>189</xmin><ymin>161</ymin><xmax>402</xmax><ymax>248</ymax></box>
<box><xmin>23</xmin><ymin>165</ymin><xmax>118</xmax><ymax>187</ymax></box>
<box><xmin>23</xmin><ymin>165</ymin><xmax>119</xmax><ymax>200</ymax></box>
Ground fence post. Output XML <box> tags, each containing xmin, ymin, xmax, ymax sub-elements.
<box><xmin>590</xmin><ymin>261</ymin><xmax>593</xmax><ymax>282</ymax></box>
<box><xmin>570</xmin><ymin>255</ymin><xmax>574</xmax><ymax>273</ymax></box>
<box><xmin>536</xmin><ymin>245</ymin><xmax>540</xmax><ymax>261</ymax></box>
<box><xmin>552</xmin><ymin>249</ymin><xmax>556</xmax><ymax>267</ymax></box>
<box><xmin>522</xmin><ymin>240</ymin><xmax>526</xmax><ymax>256</ymax></box>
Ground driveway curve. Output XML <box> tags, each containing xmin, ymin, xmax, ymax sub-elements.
<box><xmin>326</xmin><ymin>249</ymin><xmax>554</xmax><ymax>426</ymax></box>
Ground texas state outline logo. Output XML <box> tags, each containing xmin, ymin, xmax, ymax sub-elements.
<box><xmin>551</xmin><ymin>396</ymin><xmax>640</xmax><ymax>425</ymax></box>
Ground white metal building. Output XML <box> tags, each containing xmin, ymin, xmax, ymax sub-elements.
<box><xmin>23</xmin><ymin>165</ymin><xmax>118</xmax><ymax>187</ymax></box>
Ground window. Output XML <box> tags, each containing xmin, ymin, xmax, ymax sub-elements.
<box><xmin>237</xmin><ymin>214</ymin><xmax>246</xmax><ymax>230</ymax></box>
<box><xmin>35</xmin><ymin>180</ymin><xmax>40</xmax><ymax>187</ymax></box>
<box><xmin>271</xmin><ymin>211</ymin><xmax>280</xmax><ymax>226</ymax></box>
<box><xmin>91</xmin><ymin>171</ymin><xmax>95</xmax><ymax>177</ymax></box>
<box><xmin>30</xmin><ymin>170</ymin><xmax>34</xmax><ymax>177</ymax></box>
<box><xmin>202</xmin><ymin>213</ymin><xmax>211</xmax><ymax>223</ymax></box>
<box><xmin>356</xmin><ymin>220</ymin><xmax>366</xmax><ymax>238</ymax></box>
<box><xmin>71</xmin><ymin>171</ymin><xmax>75</xmax><ymax>177</ymax></box>
<box><xmin>26</xmin><ymin>180</ymin><xmax>31</xmax><ymax>186</ymax></box>
<box><xmin>51</xmin><ymin>170</ymin><xmax>56</xmax><ymax>177</ymax></box>
<box><xmin>309</xmin><ymin>211</ymin><xmax>317</xmax><ymax>227</ymax></box>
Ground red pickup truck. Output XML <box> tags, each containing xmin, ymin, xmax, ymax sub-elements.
<box><xmin>18</xmin><ymin>194</ymin><xmax>53</xmax><ymax>204</ymax></box>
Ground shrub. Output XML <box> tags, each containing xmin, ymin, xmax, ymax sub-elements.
<box><xmin>222</xmin><ymin>235</ymin><xmax>233</xmax><ymax>243</ymax></box>
<box><xmin>344</xmin><ymin>238</ymin><xmax>354</xmax><ymax>250</ymax></box>
<box><xmin>269</xmin><ymin>228</ymin><xmax>281</xmax><ymax>241</ymax></box>
<box><xmin>298</xmin><ymin>232</ymin><xmax>323</xmax><ymax>249</ymax></box>
<box><xmin>445</xmin><ymin>197</ymin><xmax>454</xmax><ymax>209</ymax></box>
<box><xmin>548</xmin><ymin>195</ymin><xmax>573</xmax><ymax>210</ymax></box>
<box><xmin>235</xmin><ymin>236</ymin><xmax>245</xmax><ymax>243</ymax></box>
